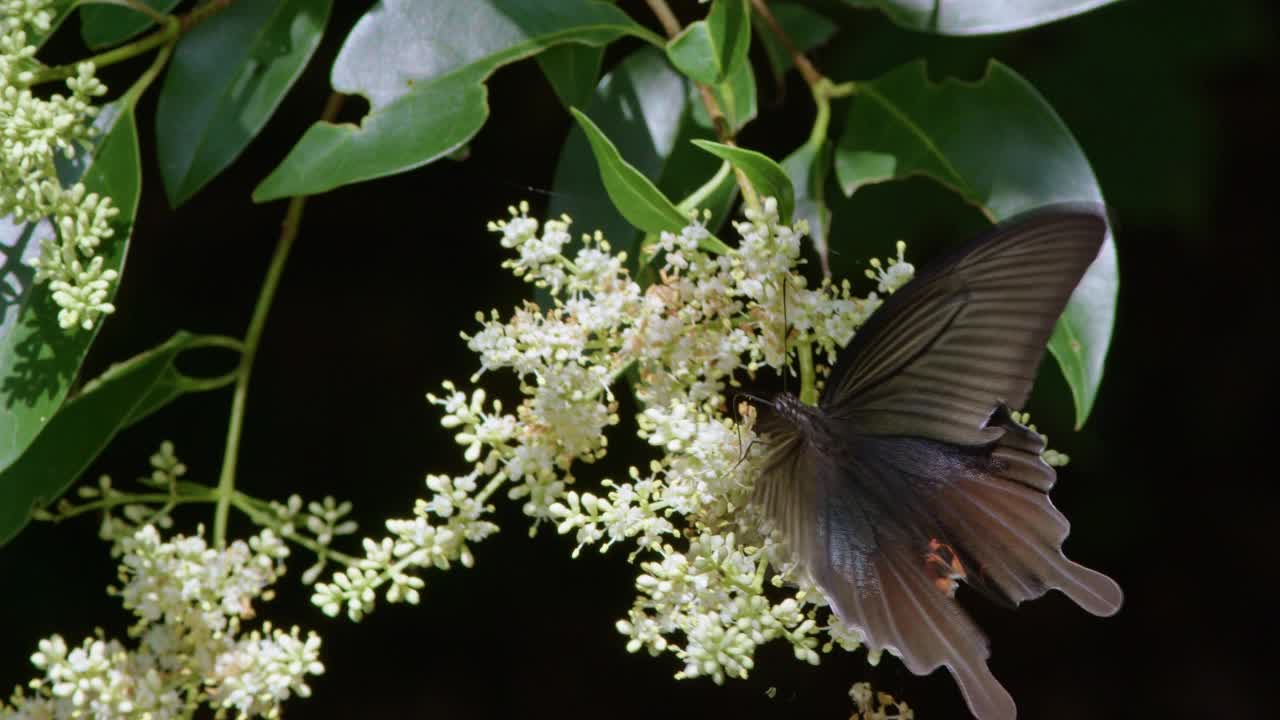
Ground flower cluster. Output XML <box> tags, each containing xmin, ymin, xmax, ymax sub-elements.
<box><xmin>2</xmin><ymin>0</ymin><xmax>118</xmax><ymax>330</ymax></box>
<box><xmin>316</xmin><ymin>199</ymin><xmax>1069</xmax><ymax>689</ymax></box>
<box><xmin>309</xmin><ymin>470</ymin><xmax>499</xmax><ymax>621</ymax></box>
<box><xmin>315</xmin><ymin>199</ymin><xmax>909</xmax><ymax>680</ymax></box>
<box><xmin>2</xmin><ymin>525</ymin><xmax>323</xmax><ymax>719</ymax></box>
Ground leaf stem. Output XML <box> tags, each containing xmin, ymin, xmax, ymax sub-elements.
<box><xmin>750</xmin><ymin>0</ymin><xmax>822</xmax><ymax>87</ymax></box>
<box><xmin>643</xmin><ymin>0</ymin><xmax>759</xmax><ymax>212</ymax></box>
<box><xmin>180</xmin><ymin>0</ymin><xmax>236</xmax><ymax>33</ymax></box>
<box><xmin>36</xmin><ymin>16</ymin><xmax>178</xmax><ymax>84</ymax></box>
<box><xmin>229</xmin><ymin>493</ymin><xmax>361</xmax><ymax>565</ymax></box>
<box><xmin>643</xmin><ymin>0</ymin><xmax>682</xmax><ymax>36</ymax></box>
<box><xmin>92</xmin><ymin>0</ymin><xmax>170</xmax><ymax>25</ymax></box>
<box><xmin>186</xmin><ymin>334</ymin><xmax>247</xmax><ymax>354</ymax></box>
<box><xmin>33</xmin><ymin>0</ymin><xmax>237</xmax><ymax>85</ymax></box>
<box><xmin>44</xmin><ymin>491</ymin><xmax>217</xmax><ymax>521</ymax></box>
<box><xmin>119</xmin><ymin>16</ymin><xmax>177</xmax><ymax>108</ymax></box>
<box><xmin>211</xmin><ymin>193</ymin><xmax>302</xmax><ymax>546</ymax></box>
<box><xmin>211</xmin><ymin>93</ymin><xmax>345</xmax><ymax>546</ymax></box>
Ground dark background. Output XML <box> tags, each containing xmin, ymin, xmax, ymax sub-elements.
<box><xmin>3</xmin><ymin>0</ymin><xmax>1276</xmax><ymax>717</ymax></box>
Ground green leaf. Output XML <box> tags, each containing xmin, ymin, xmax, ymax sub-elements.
<box><xmin>692</xmin><ymin>140</ymin><xmax>794</xmax><ymax>223</ymax></box>
<box><xmin>537</xmin><ymin>43</ymin><xmax>605</xmax><ymax>109</ymax></box>
<box><xmin>666</xmin><ymin>0</ymin><xmax>751</xmax><ymax>85</ymax></box>
<box><xmin>157</xmin><ymin>0</ymin><xmax>331</xmax><ymax>207</ymax></box>
<box><xmin>688</xmin><ymin>54</ymin><xmax>758</xmax><ymax>135</ymax></box>
<box><xmin>753</xmin><ymin>3</ymin><xmax>836</xmax><ymax>87</ymax></box>
<box><xmin>835</xmin><ymin>60</ymin><xmax>1117</xmax><ymax>426</ymax></box>
<box><xmin>844</xmin><ymin>0</ymin><xmax>1119</xmax><ymax>35</ymax></box>
<box><xmin>0</xmin><ymin>105</ymin><xmax>140</xmax><ymax>499</ymax></box>
<box><xmin>781</xmin><ymin>136</ymin><xmax>833</xmax><ymax>275</ymax></box>
<box><xmin>571</xmin><ymin>108</ymin><xmax>690</xmax><ymax>235</ymax></box>
<box><xmin>80</xmin><ymin>0</ymin><xmax>182</xmax><ymax>50</ymax></box>
<box><xmin>547</xmin><ymin>47</ymin><xmax>732</xmax><ymax>274</ymax></box>
<box><xmin>549</xmin><ymin>48</ymin><xmax>693</xmax><ymax>260</ymax></box>
<box><xmin>714</xmin><ymin>55</ymin><xmax>758</xmax><ymax>134</ymax></box>
<box><xmin>253</xmin><ymin>0</ymin><xmax>653</xmax><ymax>201</ymax></box>
<box><xmin>0</xmin><ymin>333</ymin><xmax>193</xmax><ymax>547</ymax></box>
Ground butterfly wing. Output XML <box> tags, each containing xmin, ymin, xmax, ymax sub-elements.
<box><xmin>753</xmin><ymin>205</ymin><xmax>1121</xmax><ymax>719</ymax></box>
<box><xmin>822</xmin><ymin>204</ymin><xmax>1109</xmax><ymax>446</ymax></box>
<box><xmin>755</xmin><ymin>413</ymin><xmax>1122</xmax><ymax>720</ymax></box>
<box><xmin>754</xmin><ymin>421</ymin><xmax>1017</xmax><ymax>720</ymax></box>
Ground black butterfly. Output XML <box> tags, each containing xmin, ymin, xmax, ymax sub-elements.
<box><xmin>752</xmin><ymin>204</ymin><xmax>1123</xmax><ymax>719</ymax></box>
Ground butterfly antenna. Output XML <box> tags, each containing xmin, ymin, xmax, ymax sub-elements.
<box><xmin>780</xmin><ymin>274</ymin><xmax>790</xmax><ymax>395</ymax></box>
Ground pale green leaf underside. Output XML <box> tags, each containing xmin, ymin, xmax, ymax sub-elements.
<box><xmin>844</xmin><ymin>0</ymin><xmax>1119</xmax><ymax>35</ymax></box>
<box><xmin>836</xmin><ymin>60</ymin><xmax>1117</xmax><ymax>426</ymax></box>
<box><xmin>254</xmin><ymin>0</ymin><xmax>653</xmax><ymax>201</ymax></box>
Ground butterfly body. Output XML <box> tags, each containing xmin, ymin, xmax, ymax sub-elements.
<box><xmin>753</xmin><ymin>205</ymin><xmax>1123</xmax><ymax>720</ymax></box>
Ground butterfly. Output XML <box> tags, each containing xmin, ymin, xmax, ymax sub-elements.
<box><xmin>752</xmin><ymin>204</ymin><xmax>1123</xmax><ymax>719</ymax></box>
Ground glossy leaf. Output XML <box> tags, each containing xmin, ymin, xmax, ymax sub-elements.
<box><xmin>550</xmin><ymin>48</ymin><xmax>691</xmax><ymax>259</ymax></box>
<box><xmin>0</xmin><ymin>333</ymin><xmax>193</xmax><ymax>547</ymax></box>
<box><xmin>548</xmin><ymin>47</ymin><xmax>731</xmax><ymax>270</ymax></box>
<box><xmin>157</xmin><ymin>0</ymin><xmax>331</xmax><ymax>207</ymax></box>
<box><xmin>844</xmin><ymin>0</ymin><xmax>1118</xmax><ymax>35</ymax></box>
<box><xmin>707</xmin><ymin>55</ymin><xmax>757</xmax><ymax>134</ymax></box>
<box><xmin>254</xmin><ymin>0</ymin><xmax>653</xmax><ymax>201</ymax></box>
<box><xmin>537</xmin><ymin>43</ymin><xmax>605</xmax><ymax>109</ymax></box>
<box><xmin>666</xmin><ymin>0</ymin><xmax>751</xmax><ymax>85</ymax></box>
<box><xmin>835</xmin><ymin>60</ymin><xmax>1116</xmax><ymax>425</ymax></box>
<box><xmin>753</xmin><ymin>3</ymin><xmax>836</xmax><ymax>87</ymax></box>
<box><xmin>0</xmin><ymin>105</ymin><xmax>141</xmax><ymax>493</ymax></box>
<box><xmin>781</xmin><ymin>136</ymin><xmax>833</xmax><ymax>276</ymax></box>
<box><xmin>571</xmin><ymin>108</ymin><xmax>690</xmax><ymax>235</ymax></box>
<box><xmin>692</xmin><ymin>140</ymin><xmax>794</xmax><ymax>223</ymax></box>
<box><xmin>80</xmin><ymin>0</ymin><xmax>181</xmax><ymax>50</ymax></box>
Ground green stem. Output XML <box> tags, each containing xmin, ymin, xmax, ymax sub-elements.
<box><xmin>212</xmin><ymin>193</ymin><xmax>308</xmax><ymax>547</ymax></box>
<box><xmin>35</xmin><ymin>16</ymin><xmax>178</xmax><ymax>84</ymax></box>
<box><xmin>475</xmin><ymin>474</ymin><xmax>508</xmax><ymax>505</ymax></box>
<box><xmin>642</xmin><ymin>0</ymin><xmax>682</xmax><ymax>36</ymax></box>
<box><xmin>797</xmin><ymin>341</ymin><xmax>817</xmax><ymax>406</ymax></box>
<box><xmin>186</xmin><ymin>334</ymin><xmax>247</xmax><ymax>353</ymax></box>
<box><xmin>122</xmin><ymin>16</ymin><xmax>178</xmax><ymax>107</ymax></box>
<box><xmin>49</xmin><ymin>491</ymin><xmax>217</xmax><ymax>521</ymax></box>
<box><xmin>89</xmin><ymin>0</ymin><xmax>170</xmax><ymax>25</ymax></box>
<box><xmin>229</xmin><ymin>493</ymin><xmax>361</xmax><ymax>565</ymax></box>
<box><xmin>180</xmin><ymin>0</ymin><xmax>236</xmax><ymax>32</ymax></box>
<box><xmin>643</xmin><ymin>0</ymin><xmax>757</xmax><ymax>207</ymax></box>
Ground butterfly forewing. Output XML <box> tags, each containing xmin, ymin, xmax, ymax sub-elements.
<box><xmin>822</xmin><ymin>206</ymin><xmax>1109</xmax><ymax>447</ymax></box>
<box><xmin>752</xmin><ymin>205</ymin><xmax>1122</xmax><ymax>720</ymax></box>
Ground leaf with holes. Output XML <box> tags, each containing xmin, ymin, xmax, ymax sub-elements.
<box><xmin>254</xmin><ymin>0</ymin><xmax>655</xmax><ymax>201</ymax></box>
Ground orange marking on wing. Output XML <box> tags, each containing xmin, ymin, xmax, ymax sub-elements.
<box><xmin>924</xmin><ymin>538</ymin><xmax>967</xmax><ymax>598</ymax></box>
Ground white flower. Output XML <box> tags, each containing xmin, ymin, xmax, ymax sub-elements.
<box><xmin>313</xmin><ymin>198</ymin><xmax>1063</xmax><ymax>697</ymax></box>
<box><xmin>210</xmin><ymin>624</ymin><xmax>324</xmax><ymax>718</ymax></box>
<box><xmin>866</xmin><ymin>240</ymin><xmax>915</xmax><ymax>293</ymax></box>
<box><xmin>3</xmin><ymin>10</ymin><xmax>117</xmax><ymax>332</ymax></box>
<box><xmin>9</xmin><ymin>525</ymin><xmax>318</xmax><ymax>719</ymax></box>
